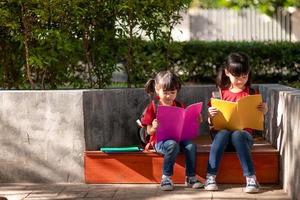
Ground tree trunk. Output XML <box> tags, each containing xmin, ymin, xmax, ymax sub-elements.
<box><xmin>21</xmin><ymin>3</ymin><xmax>35</xmax><ymax>89</ymax></box>
<box><xmin>83</xmin><ymin>28</ymin><xmax>93</xmax><ymax>88</ymax></box>
<box><xmin>0</xmin><ymin>43</ymin><xmax>8</xmax><ymax>88</ymax></box>
<box><xmin>125</xmin><ymin>9</ymin><xmax>134</xmax><ymax>88</ymax></box>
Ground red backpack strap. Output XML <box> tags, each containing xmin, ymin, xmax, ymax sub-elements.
<box><xmin>151</xmin><ymin>98</ymin><xmax>163</xmax><ymax>118</ymax></box>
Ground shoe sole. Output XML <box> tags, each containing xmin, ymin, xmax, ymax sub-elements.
<box><xmin>185</xmin><ymin>182</ymin><xmax>205</xmax><ymax>189</ymax></box>
<box><xmin>160</xmin><ymin>185</ymin><xmax>174</xmax><ymax>191</ymax></box>
<box><xmin>245</xmin><ymin>188</ymin><xmax>259</xmax><ymax>193</ymax></box>
<box><xmin>160</xmin><ymin>187</ymin><xmax>174</xmax><ymax>191</ymax></box>
<box><xmin>204</xmin><ymin>186</ymin><xmax>218</xmax><ymax>191</ymax></box>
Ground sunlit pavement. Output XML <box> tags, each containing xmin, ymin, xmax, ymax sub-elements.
<box><xmin>0</xmin><ymin>183</ymin><xmax>290</xmax><ymax>200</ymax></box>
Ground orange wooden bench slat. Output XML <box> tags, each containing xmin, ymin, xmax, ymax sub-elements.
<box><xmin>84</xmin><ymin>150</ymin><xmax>278</xmax><ymax>184</ymax></box>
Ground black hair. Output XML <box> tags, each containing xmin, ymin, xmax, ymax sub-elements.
<box><xmin>216</xmin><ymin>52</ymin><xmax>252</xmax><ymax>88</ymax></box>
<box><xmin>144</xmin><ymin>70</ymin><xmax>181</xmax><ymax>97</ymax></box>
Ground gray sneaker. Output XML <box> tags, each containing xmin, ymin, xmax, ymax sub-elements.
<box><xmin>185</xmin><ymin>176</ymin><xmax>205</xmax><ymax>189</ymax></box>
<box><xmin>160</xmin><ymin>176</ymin><xmax>174</xmax><ymax>191</ymax></box>
<box><xmin>205</xmin><ymin>174</ymin><xmax>218</xmax><ymax>191</ymax></box>
<box><xmin>245</xmin><ymin>177</ymin><xmax>260</xmax><ymax>193</ymax></box>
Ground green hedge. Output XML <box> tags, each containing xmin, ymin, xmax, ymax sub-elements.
<box><xmin>132</xmin><ymin>41</ymin><xmax>300</xmax><ymax>86</ymax></box>
<box><xmin>1</xmin><ymin>40</ymin><xmax>300</xmax><ymax>88</ymax></box>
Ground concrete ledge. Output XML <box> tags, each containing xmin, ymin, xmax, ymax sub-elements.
<box><xmin>260</xmin><ymin>85</ymin><xmax>300</xmax><ymax>200</ymax></box>
<box><xmin>0</xmin><ymin>91</ymin><xmax>85</xmax><ymax>183</ymax></box>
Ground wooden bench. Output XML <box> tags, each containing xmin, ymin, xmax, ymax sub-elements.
<box><xmin>84</xmin><ymin>135</ymin><xmax>278</xmax><ymax>184</ymax></box>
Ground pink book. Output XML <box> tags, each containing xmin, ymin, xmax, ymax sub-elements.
<box><xmin>156</xmin><ymin>102</ymin><xmax>203</xmax><ymax>142</ymax></box>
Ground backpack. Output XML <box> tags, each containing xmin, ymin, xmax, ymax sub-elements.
<box><xmin>136</xmin><ymin>99</ymin><xmax>183</xmax><ymax>151</ymax></box>
<box><xmin>209</xmin><ymin>87</ymin><xmax>258</xmax><ymax>140</ymax></box>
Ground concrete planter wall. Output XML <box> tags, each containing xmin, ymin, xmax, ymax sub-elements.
<box><xmin>83</xmin><ymin>85</ymin><xmax>215</xmax><ymax>151</ymax></box>
<box><xmin>0</xmin><ymin>91</ymin><xmax>85</xmax><ymax>183</ymax></box>
<box><xmin>260</xmin><ymin>85</ymin><xmax>300</xmax><ymax>200</ymax></box>
<box><xmin>0</xmin><ymin>84</ymin><xmax>299</xmax><ymax>199</ymax></box>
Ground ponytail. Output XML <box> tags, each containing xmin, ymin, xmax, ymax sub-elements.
<box><xmin>144</xmin><ymin>79</ymin><xmax>156</xmax><ymax>97</ymax></box>
<box><xmin>216</xmin><ymin>67</ymin><xmax>230</xmax><ymax>88</ymax></box>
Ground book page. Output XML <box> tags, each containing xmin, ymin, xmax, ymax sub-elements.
<box><xmin>237</xmin><ymin>94</ymin><xmax>264</xmax><ymax>130</ymax></box>
<box><xmin>211</xmin><ymin>98</ymin><xmax>242</xmax><ymax>130</ymax></box>
<box><xmin>156</xmin><ymin>106</ymin><xmax>184</xmax><ymax>142</ymax></box>
<box><xmin>181</xmin><ymin>102</ymin><xmax>203</xmax><ymax>141</ymax></box>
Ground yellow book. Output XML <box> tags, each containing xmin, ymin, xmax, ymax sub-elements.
<box><xmin>211</xmin><ymin>94</ymin><xmax>264</xmax><ymax>131</ymax></box>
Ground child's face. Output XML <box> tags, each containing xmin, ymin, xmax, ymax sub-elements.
<box><xmin>155</xmin><ymin>87</ymin><xmax>177</xmax><ymax>106</ymax></box>
<box><xmin>225</xmin><ymin>69</ymin><xmax>249</xmax><ymax>89</ymax></box>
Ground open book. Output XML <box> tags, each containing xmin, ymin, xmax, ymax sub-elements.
<box><xmin>211</xmin><ymin>94</ymin><xmax>264</xmax><ymax>131</ymax></box>
<box><xmin>156</xmin><ymin>102</ymin><xmax>203</xmax><ymax>142</ymax></box>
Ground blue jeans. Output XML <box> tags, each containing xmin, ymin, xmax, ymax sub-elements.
<box><xmin>207</xmin><ymin>130</ymin><xmax>255</xmax><ymax>177</ymax></box>
<box><xmin>155</xmin><ymin>140</ymin><xmax>197</xmax><ymax>177</ymax></box>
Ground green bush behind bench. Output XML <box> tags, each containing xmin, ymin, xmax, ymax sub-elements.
<box><xmin>133</xmin><ymin>41</ymin><xmax>300</xmax><ymax>86</ymax></box>
<box><xmin>1</xmin><ymin>40</ymin><xmax>299</xmax><ymax>89</ymax></box>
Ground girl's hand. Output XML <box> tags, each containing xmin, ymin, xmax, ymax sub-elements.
<box><xmin>208</xmin><ymin>107</ymin><xmax>219</xmax><ymax>118</ymax></box>
<box><xmin>257</xmin><ymin>102</ymin><xmax>268</xmax><ymax>114</ymax></box>
<box><xmin>197</xmin><ymin>114</ymin><xmax>203</xmax><ymax>124</ymax></box>
<box><xmin>147</xmin><ymin>119</ymin><xmax>159</xmax><ymax>135</ymax></box>
<box><xmin>152</xmin><ymin>119</ymin><xmax>159</xmax><ymax>130</ymax></box>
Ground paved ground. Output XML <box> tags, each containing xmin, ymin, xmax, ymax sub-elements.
<box><xmin>0</xmin><ymin>183</ymin><xmax>290</xmax><ymax>200</ymax></box>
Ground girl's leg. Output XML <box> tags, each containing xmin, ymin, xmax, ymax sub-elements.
<box><xmin>231</xmin><ymin>130</ymin><xmax>255</xmax><ymax>176</ymax></box>
<box><xmin>180</xmin><ymin>140</ymin><xmax>197</xmax><ymax>177</ymax></box>
<box><xmin>231</xmin><ymin>130</ymin><xmax>259</xmax><ymax>193</ymax></box>
<box><xmin>155</xmin><ymin>140</ymin><xmax>180</xmax><ymax>176</ymax></box>
<box><xmin>180</xmin><ymin>140</ymin><xmax>204</xmax><ymax>189</ymax></box>
<box><xmin>207</xmin><ymin>130</ymin><xmax>232</xmax><ymax>175</ymax></box>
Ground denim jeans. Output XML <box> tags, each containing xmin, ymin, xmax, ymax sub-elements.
<box><xmin>207</xmin><ymin>129</ymin><xmax>255</xmax><ymax>177</ymax></box>
<box><xmin>155</xmin><ymin>139</ymin><xmax>197</xmax><ymax>177</ymax></box>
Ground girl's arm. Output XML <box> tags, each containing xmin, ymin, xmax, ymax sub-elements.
<box><xmin>146</xmin><ymin>119</ymin><xmax>159</xmax><ymax>135</ymax></box>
